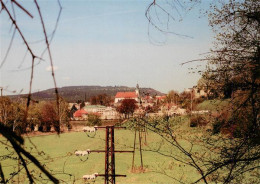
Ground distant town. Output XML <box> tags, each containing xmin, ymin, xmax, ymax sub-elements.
<box><xmin>69</xmin><ymin>83</ymin><xmax>208</xmax><ymax>122</ymax></box>
<box><xmin>1</xmin><ymin>83</ymin><xmax>209</xmax><ymax>132</ymax></box>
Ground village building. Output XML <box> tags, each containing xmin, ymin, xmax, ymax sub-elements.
<box><xmin>193</xmin><ymin>88</ymin><xmax>207</xmax><ymax>98</ymax></box>
<box><xmin>114</xmin><ymin>84</ymin><xmax>140</xmax><ymax>103</ymax></box>
<box><xmin>156</xmin><ymin>95</ymin><xmax>166</xmax><ymax>102</ymax></box>
<box><xmin>83</xmin><ymin>105</ymin><xmax>107</xmax><ymax>114</ymax></box>
<box><xmin>101</xmin><ymin>107</ymin><xmax>120</xmax><ymax>120</ymax></box>
<box><xmin>185</xmin><ymin>87</ymin><xmax>208</xmax><ymax>99</ymax></box>
<box><xmin>83</xmin><ymin>105</ymin><xmax>120</xmax><ymax>120</ymax></box>
<box><xmin>73</xmin><ymin>109</ymin><xmax>88</xmax><ymax>120</ymax></box>
<box><xmin>156</xmin><ymin>103</ymin><xmax>187</xmax><ymax>116</ymax></box>
<box><xmin>140</xmin><ymin>95</ymin><xmax>154</xmax><ymax>108</ymax></box>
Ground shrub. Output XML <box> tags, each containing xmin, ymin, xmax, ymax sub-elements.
<box><xmin>87</xmin><ymin>113</ymin><xmax>102</xmax><ymax>126</ymax></box>
<box><xmin>212</xmin><ymin>120</ymin><xmax>223</xmax><ymax>134</ymax></box>
<box><xmin>190</xmin><ymin>119</ymin><xmax>198</xmax><ymax>127</ymax></box>
<box><xmin>190</xmin><ymin>115</ymin><xmax>208</xmax><ymax>127</ymax></box>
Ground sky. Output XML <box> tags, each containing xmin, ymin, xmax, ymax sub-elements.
<box><xmin>0</xmin><ymin>0</ymin><xmax>213</xmax><ymax>95</ymax></box>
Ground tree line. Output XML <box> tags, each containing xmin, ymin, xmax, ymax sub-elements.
<box><xmin>0</xmin><ymin>96</ymin><xmax>70</xmax><ymax>135</ymax></box>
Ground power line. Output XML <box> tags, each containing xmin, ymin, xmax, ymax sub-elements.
<box><xmin>79</xmin><ymin>126</ymin><xmax>133</xmax><ymax>184</ymax></box>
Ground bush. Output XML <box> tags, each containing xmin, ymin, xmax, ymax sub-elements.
<box><xmin>87</xmin><ymin>113</ymin><xmax>102</xmax><ymax>126</ymax></box>
<box><xmin>190</xmin><ymin>115</ymin><xmax>208</xmax><ymax>127</ymax></box>
<box><xmin>211</xmin><ymin>108</ymin><xmax>256</xmax><ymax>138</ymax></box>
<box><xmin>212</xmin><ymin>120</ymin><xmax>223</xmax><ymax>134</ymax></box>
<box><xmin>190</xmin><ymin>120</ymin><xmax>198</xmax><ymax>127</ymax></box>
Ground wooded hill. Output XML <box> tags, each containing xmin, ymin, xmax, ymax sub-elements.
<box><xmin>9</xmin><ymin>86</ymin><xmax>164</xmax><ymax>103</ymax></box>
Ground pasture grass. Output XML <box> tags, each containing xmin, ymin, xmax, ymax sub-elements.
<box><xmin>196</xmin><ymin>99</ymin><xmax>230</xmax><ymax>111</ymax></box>
<box><xmin>1</xmin><ymin>125</ymin><xmax>204</xmax><ymax>184</ymax></box>
<box><xmin>1</xmin><ymin>117</ymin><xmax>257</xmax><ymax>184</ymax></box>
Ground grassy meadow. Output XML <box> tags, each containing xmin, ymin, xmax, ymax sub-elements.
<box><xmin>1</xmin><ymin>120</ymin><xmax>209</xmax><ymax>184</ymax></box>
<box><xmin>1</xmin><ymin>115</ymin><xmax>258</xmax><ymax>184</ymax></box>
<box><xmin>195</xmin><ymin>99</ymin><xmax>230</xmax><ymax>111</ymax></box>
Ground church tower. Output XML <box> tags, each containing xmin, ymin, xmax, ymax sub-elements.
<box><xmin>135</xmin><ymin>83</ymin><xmax>140</xmax><ymax>98</ymax></box>
<box><xmin>135</xmin><ymin>83</ymin><xmax>141</xmax><ymax>104</ymax></box>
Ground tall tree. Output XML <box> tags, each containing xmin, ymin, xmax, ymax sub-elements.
<box><xmin>40</xmin><ymin>102</ymin><xmax>58</xmax><ymax>132</ymax></box>
<box><xmin>0</xmin><ymin>97</ymin><xmax>13</xmax><ymax>125</ymax></box>
<box><xmin>142</xmin><ymin>1</ymin><xmax>260</xmax><ymax>183</ymax></box>
<box><xmin>90</xmin><ymin>93</ymin><xmax>112</xmax><ymax>106</ymax></box>
<box><xmin>57</xmin><ymin>97</ymin><xmax>70</xmax><ymax>130</ymax></box>
<box><xmin>117</xmin><ymin>99</ymin><xmax>138</xmax><ymax>119</ymax></box>
<box><xmin>205</xmin><ymin>0</ymin><xmax>260</xmax><ymax>139</ymax></box>
<box><xmin>166</xmin><ymin>90</ymin><xmax>179</xmax><ymax>104</ymax></box>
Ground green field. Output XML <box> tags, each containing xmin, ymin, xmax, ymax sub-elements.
<box><xmin>196</xmin><ymin>99</ymin><xmax>230</xmax><ymax>111</ymax></box>
<box><xmin>1</xmin><ymin>119</ymin><xmax>258</xmax><ymax>184</ymax></box>
<box><xmin>1</xmin><ymin>124</ymin><xmax>207</xmax><ymax>184</ymax></box>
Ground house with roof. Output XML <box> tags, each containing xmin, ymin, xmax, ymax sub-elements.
<box><xmin>114</xmin><ymin>92</ymin><xmax>138</xmax><ymax>103</ymax></box>
<box><xmin>83</xmin><ymin>105</ymin><xmax>107</xmax><ymax>114</ymax></box>
<box><xmin>114</xmin><ymin>84</ymin><xmax>140</xmax><ymax>103</ymax></box>
<box><xmin>73</xmin><ymin>109</ymin><xmax>88</xmax><ymax>120</ymax></box>
<box><xmin>83</xmin><ymin>105</ymin><xmax>120</xmax><ymax>120</ymax></box>
<box><xmin>185</xmin><ymin>87</ymin><xmax>208</xmax><ymax>99</ymax></box>
<box><xmin>102</xmin><ymin>107</ymin><xmax>120</xmax><ymax>120</ymax></box>
<box><xmin>156</xmin><ymin>95</ymin><xmax>166</xmax><ymax>102</ymax></box>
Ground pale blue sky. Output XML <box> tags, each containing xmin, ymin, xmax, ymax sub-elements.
<box><xmin>0</xmin><ymin>0</ymin><xmax>213</xmax><ymax>95</ymax></box>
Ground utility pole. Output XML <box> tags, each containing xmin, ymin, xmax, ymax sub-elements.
<box><xmin>0</xmin><ymin>87</ymin><xmax>3</xmax><ymax>97</ymax></box>
<box><xmin>105</xmin><ymin>126</ymin><xmax>116</xmax><ymax>183</ymax></box>
<box><xmin>87</xmin><ymin>126</ymin><xmax>133</xmax><ymax>184</ymax></box>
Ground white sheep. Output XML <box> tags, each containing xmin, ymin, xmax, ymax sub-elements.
<box><xmin>89</xmin><ymin>127</ymin><xmax>96</xmax><ymax>132</ymax></box>
<box><xmin>75</xmin><ymin>149</ymin><xmax>91</xmax><ymax>156</ymax></box>
<box><xmin>83</xmin><ymin>126</ymin><xmax>96</xmax><ymax>133</ymax></box>
<box><xmin>82</xmin><ymin>175</ymin><xmax>91</xmax><ymax>180</ymax></box>
<box><xmin>81</xmin><ymin>150</ymin><xmax>89</xmax><ymax>156</ymax></box>
<box><xmin>75</xmin><ymin>150</ymin><xmax>83</xmax><ymax>156</ymax></box>
<box><xmin>82</xmin><ymin>173</ymin><xmax>98</xmax><ymax>180</ymax></box>
<box><xmin>90</xmin><ymin>173</ymin><xmax>98</xmax><ymax>179</ymax></box>
<box><xmin>89</xmin><ymin>174</ymin><xmax>95</xmax><ymax>180</ymax></box>
<box><xmin>83</xmin><ymin>126</ymin><xmax>90</xmax><ymax>132</ymax></box>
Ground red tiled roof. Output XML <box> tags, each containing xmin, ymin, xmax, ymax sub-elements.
<box><xmin>74</xmin><ymin>109</ymin><xmax>88</xmax><ymax>117</ymax></box>
<box><xmin>115</xmin><ymin>92</ymin><xmax>137</xmax><ymax>98</ymax></box>
<box><xmin>144</xmin><ymin>95</ymin><xmax>151</xmax><ymax>100</ymax></box>
<box><xmin>156</xmin><ymin>96</ymin><xmax>166</xmax><ymax>100</ymax></box>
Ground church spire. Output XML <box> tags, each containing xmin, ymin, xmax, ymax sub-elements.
<box><xmin>135</xmin><ymin>83</ymin><xmax>140</xmax><ymax>98</ymax></box>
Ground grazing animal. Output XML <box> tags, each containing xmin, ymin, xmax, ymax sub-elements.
<box><xmin>83</xmin><ymin>126</ymin><xmax>96</xmax><ymax>133</ymax></box>
<box><xmin>89</xmin><ymin>127</ymin><xmax>96</xmax><ymax>132</ymax></box>
<box><xmin>75</xmin><ymin>149</ymin><xmax>91</xmax><ymax>156</ymax></box>
<box><xmin>82</xmin><ymin>175</ymin><xmax>91</xmax><ymax>180</ymax></box>
<box><xmin>75</xmin><ymin>150</ymin><xmax>83</xmax><ymax>156</ymax></box>
<box><xmin>82</xmin><ymin>173</ymin><xmax>98</xmax><ymax>180</ymax></box>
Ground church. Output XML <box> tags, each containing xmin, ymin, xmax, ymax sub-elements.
<box><xmin>114</xmin><ymin>84</ymin><xmax>140</xmax><ymax>103</ymax></box>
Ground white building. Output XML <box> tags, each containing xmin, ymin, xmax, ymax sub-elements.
<box><xmin>83</xmin><ymin>105</ymin><xmax>120</xmax><ymax>120</ymax></box>
<box><xmin>114</xmin><ymin>84</ymin><xmax>140</xmax><ymax>103</ymax></box>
